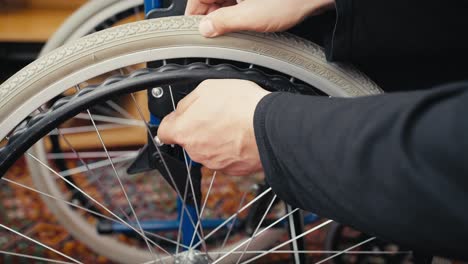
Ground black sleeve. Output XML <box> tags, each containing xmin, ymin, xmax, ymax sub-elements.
<box><xmin>318</xmin><ymin>0</ymin><xmax>468</xmax><ymax>92</ymax></box>
<box><xmin>327</xmin><ymin>0</ymin><xmax>468</xmax><ymax>62</ymax></box>
<box><xmin>253</xmin><ymin>82</ymin><xmax>468</xmax><ymax>260</ymax></box>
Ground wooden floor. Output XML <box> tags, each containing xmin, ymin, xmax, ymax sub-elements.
<box><xmin>0</xmin><ymin>0</ymin><xmax>86</xmax><ymax>42</ymax></box>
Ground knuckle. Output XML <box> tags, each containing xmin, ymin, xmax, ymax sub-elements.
<box><xmin>204</xmin><ymin>161</ymin><xmax>219</xmax><ymax>171</ymax></box>
<box><xmin>190</xmin><ymin>150</ymin><xmax>208</xmax><ymax>163</ymax></box>
<box><xmin>176</xmin><ymin>97</ymin><xmax>190</xmax><ymax>110</ymax></box>
<box><xmin>175</xmin><ymin>100</ymin><xmax>184</xmax><ymax>111</ymax></box>
<box><xmin>196</xmin><ymin>81</ymin><xmax>213</xmax><ymax>93</ymax></box>
<box><xmin>190</xmin><ymin>154</ymin><xmax>203</xmax><ymax>164</ymax></box>
<box><xmin>199</xmin><ymin>79</ymin><xmax>213</xmax><ymax>87</ymax></box>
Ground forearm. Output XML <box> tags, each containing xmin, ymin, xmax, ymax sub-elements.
<box><xmin>254</xmin><ymin>82</ymin><xmax>468</xmax><ymax>259</ymax></box>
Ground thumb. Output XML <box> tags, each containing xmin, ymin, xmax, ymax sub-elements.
<box><xmin>157</xmin><ymin>111</ymin><xmax>179</xmax><ymax>145</ymax></box>
<box><xmin>198</xmin><ymin>3</ymin><xmax>257</xmax><ymax>37</ymax></box>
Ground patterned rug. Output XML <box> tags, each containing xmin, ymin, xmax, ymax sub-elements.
<box><xmin>0</xmin><ymin>157</ymin><xmax>329</xmax><ymax>263</ymax></box>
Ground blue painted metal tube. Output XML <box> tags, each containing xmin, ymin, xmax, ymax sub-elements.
<box><xmin>108</xmin><ymin>218</ymin><xmax>231</xmax><ymax>235</ymax></box>
<box><xmin>178</xmin><ymin>199</ymin><xmax>200</xmax><ymax>249</ymax></box>
<box><xmin>303</xmin><ymin>213</ymin><xmax>319</xmax><ymax>224</ymax></box>
<box><xmin>144</xmin><ymin>0</ymin><xmax>162</xmax><ymax>15</ymax></box>
<box><xmin>150</xmin><ymin>113</ymin><xmax>161</xmax><ymax>125</ymax></box>
<box><xmin>106</xmin><ymin>213</ymin><xmax>317</xmax><ymax>234</ymax></box>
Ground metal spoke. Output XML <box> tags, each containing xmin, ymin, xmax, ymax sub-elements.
<box><xmin>3</xmin><ymin>176</ymin><xmax>170</xmax><ymax>250</ymax></box>
<box><xmin>144</xmin><ymin>232</ymin><xmax>191</xmax><ymax>251</ymax></box>
<box><xmin>232</xmin><ymin>195</ymin><xmax>278</xmax><ymax>264</ymax></box>
<box><xmin>43</xmin><ymin>115</ymin><xmax>134</xmax><ymax>223</ymax></box>
<box><xmin>46</xmin><ymin>150</ymin><xmax>136</xmax><ymax>159</ymax></box>
<box><xmin>286</xmin><ymin>204</ymin><xmax>301</xmax><ymax>264</ymax></box>
<box><xmin>57</xmin><ymin>123</ymin><xmax>143</xmax><ymax>222</ymax></box>
<box><xmin>191</xmin><ymin>187</ymin><xmax>273</xmax><ymax>249</ymax></box>
<box><xmin>175</xmin><ymin>171</ymin><xmax>192</xmax><ymax>255</ymax></box>
<box><xmin>26</xmin><ymin>153</ymin><xmax>171</xmax><ymax>257</ymax></box>
<box><xmin>215</xmin><ymin>198</ymin><xmax>294</xmax><ymax>264</ymax></box>
<box><xmin>140</xmin><ymin>248</ymin><xmax>408</xmax><ymax>264</ymax></box>
<box><xmin>210</xmin><ymin>250</ymin><xmax>410</xmax><ymax>254</ymax></box>
<box><xmin>314</xmin><ymin>237</ymin><xmax>376</xmax><ymax>264</ymax></box>
<box><xmin>85</xmin><ymin>109</ymin><xmax>159</xmax><ymax>262</ymax></box>
<box><xmin>4</xmin><ymin>176</ymin><xmax>189</xmax><ymax>252</ymax></box>
<box><xmin>181</xmin><ymin>150</ymin><xmax>207</xmax><ymax>250</ymax></box>
<box><xmin>164</xmin><ymin>86</ymin><xmax>187</xmax><ymax>257</ymax></box>
<box><xmin>252</xmin><ymin>208</ymin><xmax>299</xmax><ymax>238</ymax></box>
<box><xmin>241</xmin><ymin>220</ymin><xmax>334</xmax><ymax>264</ymax></box>
<box><xmin>57</xmin><ymin>154</ymin><xmax>135</xmax><ymax>177</ymax></box>
<box><xmin>9</xmin><ymin>118</ymin><xmax>130</xmax><ymax>233</ymax></box>
<box><xmin>105</xmin><ymin>100</ymin><xmax>134</xmax><ymax>119</ymax></box>
<box><xmin>128</xmin><ymin>89</ymin><xmax>210</xmax><ymax>258</ymax></box>
<box><xmin>3</xmin><ymin>178</ymin><xmax>116</xmax><ymax>222</ymax></box>
<box><xmin>188</xmin><ymin>171</ymin><xmax>217</xmax><ymax>248</ymax></box>
<box><xmin>0</xmin><ymin>224</ymin><xmax>82</xmax><ymax>264</ymax></box>
<box><xmin>129</xmin><ymin>93</ymin><xmax>205</xmax><ymax>246</ymax></box>
<box><xmin>219</xmin><ymin>192</ymin><xmax>248</xmax><ymax>252</ymax></box>
<box><xmin>141</xmin><ymin>207</ymin><xmax>306</xmax><ymax>264</ymax></box>
<box><xmin>168</xmin><ymin>85</ymin><xmax>176</xmax><ymax>110</ymax></box>
<box><xmin>49</xmin><ymin>124</ymin><xmax>128</xmax><ymax>135</ymax></box>
<box><xmin>0</xmin><ymin>250</ymin><xmax>73</xmax><ymax>264</ymax></box>
<box><xmin>3</xmin><ymin>176</ymin><xmax>174</xmax><ymax>250</ymax></box>
<box><xmin>167</xmin><ymin>85</ymin><xmax>207</xmax><ymax>250</ymax></box>
<box><xmin>40</xmin><ymin>99</ymin><xmax>134</xmax><ymax>220</ymax></box>
<box><xmin>74</xmin><ymin>113</ymin><xmax>145</xmax><ymax>127</ymax></box>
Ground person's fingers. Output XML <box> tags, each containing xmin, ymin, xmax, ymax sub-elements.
<box><xmin>185</xmin><ymin>0</ymin><xmax>209</xmax><ymax>15</ymax></box>
<box><xmin>185</xmin><ymin>0</ymin><xmax>196</xmax><ymax>15</ymax></box>
<box><xmin>157</xmin><ymin>111</ymin><xmax>179</xmax><ymax>145</ymax></box>
<box><xmin>199</xmin><ymin>2</ymin><xmax>258</xmax><ymax>37</ymax></box>
<box><xmin>206</xmin><ymin>4</ymin><xmax>221</xmax><ymax>13</ymax></box>
<box><xmin>157</xmin><ymin>86</ymin><xmax>204</xmax><ymax>145</ymax></box>
<box><xmin>185</xmin><ymin>0</ymin><xmax>233</xmax><ymax>15</ymax></box>
<box><xmin>157</xmin><ymin>80</ymin><xmax>214</xmax><ymax>145</ymax></box>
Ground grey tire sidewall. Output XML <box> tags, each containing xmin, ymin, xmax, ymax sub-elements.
<box><xmin>0</xmin><ymin>16</ymin><xmax>383</xmax><ymax>263</ymax></box>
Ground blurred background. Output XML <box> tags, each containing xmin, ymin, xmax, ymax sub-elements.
<box><xmin>0</xmin><ymin>0</ymin><xmax>87</xmax><ymax>82</ymax></box>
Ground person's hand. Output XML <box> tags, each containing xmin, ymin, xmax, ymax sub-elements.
<box><xmin>157</xmin><ymin>80</ymin><xmax>270</xmax><ymax>176</ymax></box>
<box><xmin>185</xmin><ymin>0</ymin><xmax>335</xmax><ymax>37</ymax></box>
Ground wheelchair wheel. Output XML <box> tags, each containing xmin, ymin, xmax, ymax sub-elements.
<box><xmin>0</xmin><ymin>16</ymin><xmax>382</xmax><ymax>263</ymax></box>
<box><xmin>39</xmin><ymin>0</ymin><xmax>144</xmax><ymax>56</ymax></box>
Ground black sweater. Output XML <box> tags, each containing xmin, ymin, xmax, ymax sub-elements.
<box><xmin>255</xmin><ymin>0</ymin><xmax>468</xmax><ymax>260</ymax></box>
